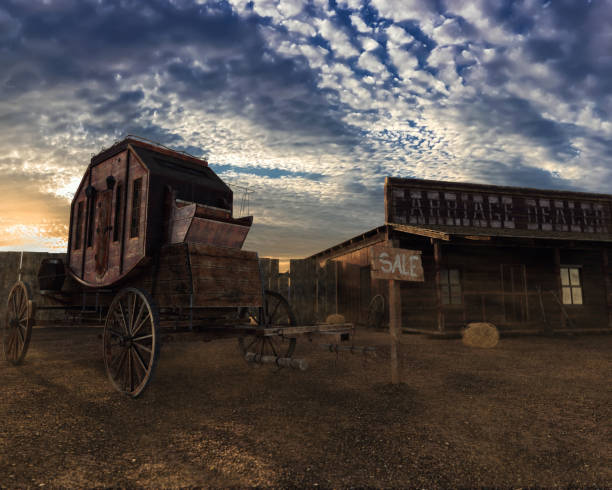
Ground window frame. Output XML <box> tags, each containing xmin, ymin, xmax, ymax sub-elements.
<box><xmin>560</xmin><ymin>265</ymin><xmax>583</xmax><ymax>305</ymax></box>
<box><xmin>440</xmin><ymin>268</ymin><xmax>462</xmax><ymax>306</ymax></box>
<box><xmin>113</xmin><ymin>182</ymin><xmax>123</xmax><ymax>242</ymax></box>
<box><xmin>129</xmin><ymin>178</ymin><xmax>142</xmax><ymax>239</ymax></box>
<box><xmin>74</xmin><ymin>200</ymin><xmax>84</xmax><ymax>250</ymax></box>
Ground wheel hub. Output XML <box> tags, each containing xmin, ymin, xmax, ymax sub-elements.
<box><xmin>8</xmin><ymin>317</ymin><xmax>19</xmax><ymax>329</ymax></box>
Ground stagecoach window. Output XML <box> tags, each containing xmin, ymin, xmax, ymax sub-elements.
<box><xmin>440</xmin><ymin>269</ymin><xmax>462</xmax><ymax>305</ymax></box>
<box><xmin>130</xmin><ymin>178</ymin><xmax>142</xmax><ymax>238</ymax></box>
<box><xmin>560</xmin><ymin>266</ymin><xmax>583</xmax><ymax>305</ymax></box>
<box><xmin>87</xmin><ymin>195</ymin><xmax>96</xmax><ymax>247</ymax></box>
<box><xmin>113</xmin><ymin>183</ymin><xmax>122</xmax><ymax>242</ymax></box>
<box><xmin>74</xmin><ymin>201</ymin><xmax>84</xmax><ymax>250</ymax></box>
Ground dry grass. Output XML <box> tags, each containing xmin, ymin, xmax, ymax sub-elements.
<box><xmin>325</xmin><ymin>313</ymin><xmax>346</xmax><ymax>324</ymax></box>
<box><xmin>0</xmin><ymin>327</ymin><xmax>610</xmax><ymax>488</ymax></box>
<box><xmin>462</xmin><ymin>322</ymin><xmax>500</xmax><ymax>348</ymax></box>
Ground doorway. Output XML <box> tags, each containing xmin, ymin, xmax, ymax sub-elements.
<box><xmin>501</xmin><ymin>264</ymin><xmax>529</xmax><ymax>323</ymax></box>
<box><xmin>94</xmin><ymin>189</ymin><xmax>113</xmax><ymax>277</ymax></box>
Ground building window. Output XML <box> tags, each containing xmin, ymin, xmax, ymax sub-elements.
<box><xmin>74</xmin><ymin>201</ymin><xmax>84</xmax><ymax>250</ymax></box>
<box><xmin>130</xmin><ymin>178</ymin><xmax>142</xmax><ymax>238</ymax></box>
<box><xmin>560</xmin><ymin>267</ymin><xmax>583</xmax><ymax>305</ymax></box>
<box><xmin>113</xmin><ymin>183</ymin><xmax>122</xmax><ymax>242</ymax></box>
<box><xmin>440</xmin><ymin>269</ymin><xmax>462</xmax><ymax>305</ymax></box>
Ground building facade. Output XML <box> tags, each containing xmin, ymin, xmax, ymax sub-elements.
<box><xmin>301</xmin><ymin>177</ymin><xmax>612</xmax><ymax>334</ymax></box>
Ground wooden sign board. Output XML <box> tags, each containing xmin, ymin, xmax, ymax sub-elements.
<box><xmin>370</xmin><ymin>246</ymin><xmax>424</xmax><ymax>282</ymax></box>
<box><xmin>385</xmin><ymin>177</ymin><xmax>612</xmax><ymax>237</ymax></box>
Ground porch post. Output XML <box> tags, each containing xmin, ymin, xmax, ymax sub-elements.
<box><xmin>433</xmin><ymin>240</ymin><xmax>445</xmax><ymax>332</ymax></box>
<box><xmin>554</xmin><ymin>247</ymin><xmax>565</xmax><ymax>329</ymax></box>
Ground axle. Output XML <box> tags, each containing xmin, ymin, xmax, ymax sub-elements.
<box><xmin>244</xmin><ymin>352</ymin><xmax>308</xmax><ymax>371</ymax></box>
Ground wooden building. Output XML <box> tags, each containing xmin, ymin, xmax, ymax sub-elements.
<box><xmin>303</xmin><ymin>177</ymin><xmax>612</xmax><ymax>334</ymax></box>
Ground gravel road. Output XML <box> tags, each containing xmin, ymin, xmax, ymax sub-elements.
<box><xmin>1</xmin><ymin>328</ymin><xmax>610</xmax><ymax>487</ymax></box>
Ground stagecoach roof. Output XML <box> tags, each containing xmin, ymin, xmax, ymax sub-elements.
<box><xmin>89</xmin><ymin>136</ymin><xmax>230</xmax><ymax>195</ymax></box>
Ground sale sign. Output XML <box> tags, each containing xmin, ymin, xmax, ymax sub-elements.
<box><xmin>370</xmin><ymin>246</ymin><xmax>424</xmax><ymax>281</ymax></box>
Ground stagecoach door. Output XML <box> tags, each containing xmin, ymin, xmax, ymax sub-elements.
<box><xmin>94</xmin><ymin>189</ymin><xmax>113</xmax><ymax>277</ymax></box>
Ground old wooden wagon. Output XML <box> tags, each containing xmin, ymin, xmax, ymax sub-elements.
<box><xmin>2</xmin><ymin>137</ymin><xmax>351</xmax><ymax>396</ymax></box>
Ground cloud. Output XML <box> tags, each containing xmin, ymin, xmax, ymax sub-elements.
<box><xmin>1</xmin><ymin>0</ymin><xmax>611</xmax><ymax>258</ymax></box>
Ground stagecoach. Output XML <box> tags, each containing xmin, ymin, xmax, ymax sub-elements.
<box><xmin>2</xmin><ymin>137</ymin><xmax>351</xmax><ymax>397</ymax></box>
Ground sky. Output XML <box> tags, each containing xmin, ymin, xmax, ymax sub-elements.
<box><xmin>1</xmin><ymin>0</ymin><xmax>612</xmax><ymax>261</ymax></box>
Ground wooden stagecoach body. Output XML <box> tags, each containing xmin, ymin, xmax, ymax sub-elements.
<box><xmin>3</xmin><ymin>137</ymin><xmax>352</xmax><ymax>397</ymax></box>
<box><xmin>66</xmin><ymin>138</ymin><xmax>259</xmax><ymax>309</ymax></box>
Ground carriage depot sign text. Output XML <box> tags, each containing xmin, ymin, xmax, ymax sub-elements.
<box><xmin>388</xmin><ymin>184</ymin><xmax>612</xmax><ymax>235</ymax></box>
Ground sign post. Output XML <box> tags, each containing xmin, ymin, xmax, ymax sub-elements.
<box><xmin>370</xmin><ymin>245</ymin><xmax>424</xmax><ymax>384</ymax></box>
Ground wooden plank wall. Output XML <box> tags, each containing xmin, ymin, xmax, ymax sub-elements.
<box><xmin>288</xmin><ymin>258</ymin><xmax>317</xmax><ymax>324</ymax></box>
<box><xmin>288</xmin><ymin>250</ymin><xmax>386</xmax><ymax>326</ymax></box>
<box><xmin>259</xmin><ymin>258</ymin><xmax>279</xmax><ymax>292</ymax></box>
<box><xmin>287</xmin><ymin>235</ymin><xmax>612</xmax><ymax>332</ymax></box>
<box><xmin>398</xmin><ymin>239</ymin><xmax>612</xmax><ymax>332</ymax></box>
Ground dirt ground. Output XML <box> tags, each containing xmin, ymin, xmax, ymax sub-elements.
<box><xmin>1</xmin><ymin>327</ymin><xmax>610</xmax><ymax>488</ymax></box>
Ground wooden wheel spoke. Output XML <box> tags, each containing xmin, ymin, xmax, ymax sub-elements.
<box><xmin>130</xmin><ymin>349</ymin><xmax>146</xmax><ymax>387</ymax></box>
<box><xmin>132</xmin><ymin>301</ymin><xmax>147</xmax><ymax>336</ymax></box>
<box><xmin>6</xmin><ymin>334</ymin><xmax>16</xmax><ymax>359</ymax></box>
<box><xmin>117</xmin><ymin>300</ymin><xmax>129</xmax><ymax>335</ymax></box>
<box><xmin>19</xmin><ymin>297</ymin><xmax>27</xmax><ymax>317</ymax></box>
<box><xmin>131</xmin><ymin>313</ymin><xmax>150</xmax><ymax>338</ymax></box>
<box><xmin>104</xmin><ymin>288</ymin><xmax>159</xmax><ymax>397</ymax></box>
<box><xmin>132</xmin><ymin>333</ymin><xmax>152</xmax><ymax>342</ymax></box>
<box><xmin>238</xmin><ymin>291</ymin><xmax>296</xmax><ymax>367</ymax></box>
<box><xmin>268</xmin><ymin>299</ymin><xmax>282</xmax><ymax>324</ymax></box>
<box><xmin>16</xmin><ymin>325</ymin><xmax>25</xmax><ymax>343</ymax></box>
<box><xmin>110</xmin><ymin>347</ymin><xmax>128</xmax><ymax>376</ymax></box>
<box><xmin>132</xmin><ymin>341</ymin><xmax>151</xmax><ymax>354</ymax></box>
<box><xmin>11</xmin><ymin>332</ymin><xmax>20</xmax><ymax>357</ymax></box>
<box><xmin>10</xmin><ymin>292</ymin><xmax>18</xmax><ymax>316</ymax></box>
<box><xmin>267</xmin><ymin>337</ymin><xmax>278</xmax><ymax>357</ymax></box>
<box><xmin>15</xmin><ymin>289</ymin><xmax>23</xmax><ymax>314</ymax></box>
<box><xmin>107</xmin><ymin>328</ymin><xmax>124</xmax><ymax>339</ymax></box>
<box><xmin>3</xmin><ymin>282</ymin><xmax>33</xmax><ymax>365</ymax></box>
<box><xmin>129</xmin><ymin>293</ymin><xmax>138</xmax><ymax>334</ymax></box>
<box><xmin>132</xmin><ymin>344</ymin><xmax>149</xmax><ymax>372</ymax></box>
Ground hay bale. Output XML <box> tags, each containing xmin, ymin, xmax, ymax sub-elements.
<box><xmin>325</xmin><ymin>313</ymin><xmax>346</xmax><ymax>324</ymax></box>
<box><xmin>462</xmin><ymin>322</ymin><xmax>499</xmax><ymax>348</ymax></box>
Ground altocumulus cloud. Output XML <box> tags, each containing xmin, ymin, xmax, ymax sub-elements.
<box><xmin>1</xmin><ymin>0</ymin><xmax>611</xmax><ymax>257</ymax></box>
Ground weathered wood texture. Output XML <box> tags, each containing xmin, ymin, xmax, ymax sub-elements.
<box><xmin>67</xmin><ymin>138</ymin><xmax>237</xmax><ymax>289</ymax></box>
<box><xmin>386</xmin><ymin>177</ymin><xmax>612</xmax><ymax>240</ymax></box>
<box><xmin>603</xmin><ymin>249</ymin><xmax>612</xmax><ymax>327</ymax></box>
<box><xmin>389</xmin><ymin>279</ymin><xmax>401</xmax><ymax>384</ymax></box>
<box><xmin>132</xmin><ymin>243</ymin><xmax>263</xmax><ymax>308</ymax></box>
<box><xmin>299</xmin><ymin>226</ymin><xmax>612</xmax><ymax>332</ymax></box>
<box><xmin>289</xmin><ymin>245</ymin><xmax>388</xmax><ymax>326</ymax></box>
<box><xmin>168</xmin><ymin>200</ymin><xmax>252</xmax><ymax>248</ymax></box>
<box><xmin>68</xmin><ymin>149</ymin><xmax>148</xmax><ymax>287</ymax></box>
<box><xmin>370</xmin><ymin>246</ymin><xmax>424</xmax><ymax>281</ymax></box>
<box><xmin>289</xmin><ymin>258</ymin><xmax>317</xmax><ymax>324</ymax></box>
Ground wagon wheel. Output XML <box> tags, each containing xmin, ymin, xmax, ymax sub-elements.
<box><xmin>103</xmin><ymin>288</ymin><xmax>160</xmax><ymax>397</ymax></box>
<box><xmin>2</xmin><ymin>281</ymin><xmax>34</xmax><ymax>365</ymax></box>
<box><xmin>367</xmin><ymin>294</ymin><xmax>385</xmax><ymax>329</ymax></box>
<box><xmin>238</xmin><ymin>290</ymin><xmax>297</xmax><ymax>366</ymax></box>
